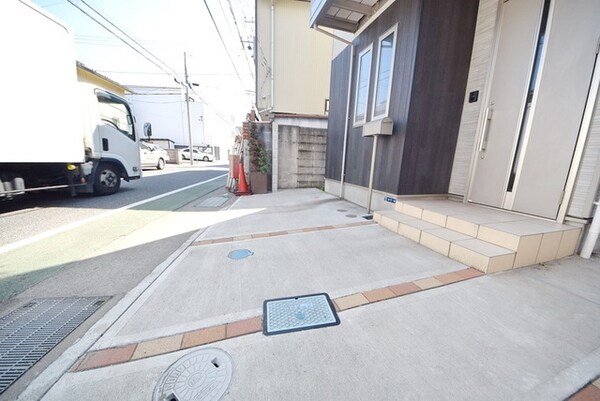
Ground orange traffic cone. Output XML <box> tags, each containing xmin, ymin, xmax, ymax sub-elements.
<box><xmin>235</xmin><ymin>162</ymin><xmax>252</xmax><ymax>196</ymax></box>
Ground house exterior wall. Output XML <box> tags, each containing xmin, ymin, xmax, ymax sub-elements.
<box><xmin>325</xmin><ymin>0</ymin><xmax>478</xmax><ymax>196</ymax></box>
<box><xmin>256</xmin><ymin>0</ymin><xmax>332</xmax><ymax>117</ymax></box>
<box><xmin>447</xmin><ymin>0</ymin><xmax>498</xmax><ymax>197</ymax></box>
<box><xmin>448</xmin><ymin>0</ymin><xmax>600</xmax><ymax>220</ymax></box>
<box><xmin>126</xmin><ymin>93</ymin><xmax>204</xmax><ymax>147</ymax></box>
<box><xmin>76</xmin><ymin>67</ymin><xmax>126</xmax><ymax>97</ymax></box>
<box><xmin>568</xmin><ymin>89</ymin><xmax>600</xmax><ymax>219</ymax></box>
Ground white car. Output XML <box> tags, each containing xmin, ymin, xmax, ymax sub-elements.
<box><xmin>181</xmin><ymin>147</ymin><xmax>213</xmax><ymax>162</ymax></box>
<box><xmin>140</xmin><ymin>142</ymin><xmax>170</xmax><ymax>170</ymax></box>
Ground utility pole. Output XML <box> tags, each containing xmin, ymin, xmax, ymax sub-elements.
<box><xmin>184</xmin><ymin>51</ymin><xmax>194</xmax><ymax>166</ymax></box>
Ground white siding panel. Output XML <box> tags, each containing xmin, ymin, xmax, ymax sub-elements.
<box><xmin>449</xmin><ymin>0</ymin><xmax>499</xmax><ymax>196</ymax></box>
<box><xmin>568</xmin><ymin>91</ymin><xmax>600</xmax><ymax>219</ymax></box>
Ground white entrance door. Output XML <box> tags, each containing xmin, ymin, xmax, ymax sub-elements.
<box><xmin>468</xmin><ymin>0</ymin><xmax>600</xmax><ymax>219</ymax></box>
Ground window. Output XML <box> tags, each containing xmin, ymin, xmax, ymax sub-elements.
<box><xmin>97</xmin><ymin>91</ymin><xmax>135</xmax><ymax>141</ymax></box>
<box><xmin>372</xmin><ymin>26</ymin><xmax>397</xmax><ymax>119</ymax></box>
<box><xmin>354</xmin><ymin>45</ymin><xmax>372</xmax><ymax>126</ymax></box>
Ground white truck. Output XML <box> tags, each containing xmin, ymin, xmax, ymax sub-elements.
<box><xmin>0</xmin><ymin>0</ymin><xmax>143</xmax><ymax>198</ymax></box>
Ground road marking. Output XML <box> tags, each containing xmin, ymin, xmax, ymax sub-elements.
<box><xmin>0</xmin><ymin>174</ymin><xmax>228</xmax><ymax>255</ymax></box>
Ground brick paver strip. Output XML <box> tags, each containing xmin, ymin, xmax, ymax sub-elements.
<box><xmin>435</xmin><ymin>271</ymin><xmax>465</xmax><ymax>284</ymax></box>
<box><xmin>568</xmin><ymin>384</ymin><xmax>600</xmax><ymax>401</ymax></box>
<box><xmin>251</xmin><ymin>233</ymin><xmax>271</xmax><ymax>239</ymax></box>
<box><xmin>211</xmin><ymin>237</ymin><xmax>233</xmax><ymax>244</ymax></box>
<box><xmin>132</xmin><ymin>335</ymin><xmax>183</xmax><ymax>360</ymax></box>
<box><xmin>334</xmin><ymin>293</ymin><xmax>369</xmax><ymax>311</ymax></box>
<box><xmin>414</xmin><ymin>277</ymin><xmax>444</xmax><ymax>290</ymax></box>
<box><xmin>182</xmin><ymin>324</ymin><xmax>227</xmax><ymax>349</ymax></box>
<box><xmin>192</xmin><ymin>222</ymin><xmax>375</xmax><ymax>247</ymax></box>
<box><xmin>456</xmin><ymin>267</ymin><xmax>484</xmax><ymax>279</ymax></box>
<box><xmin>71</xmin><ymin>264</ymin><xmax>487</xmax><ymax>372</ymax></box>
<box><xmin>75</xmin><ymin>344</ymin><xmax>136</xmax><ymax>371</ymax></box>
<box><xmin>388</xmin><ymin>282</ymin><xmax>421</xmax><ymax>296</ymax></box>
<box><xmin>226</xmin><ymin>316</ymin><xmax>263</xmax><ymax>338</ymax></box>
<box><xmin>363</xmin><ymin>287</ymin><xmax>396</xmax><ymax>303</ymax></box>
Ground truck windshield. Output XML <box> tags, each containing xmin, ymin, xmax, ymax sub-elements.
<box><xmin>97</xmin><ymin>92</ymin><xmax>135</xmax><ymax>141</ymax></box>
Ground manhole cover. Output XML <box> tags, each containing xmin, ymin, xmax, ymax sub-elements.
<box><xmin>195</xmin><ymin>196</ymin><xmax>229</xmax><ymax>208</ymax></box>
<box><xmin>263</xmin><ymin>293</ymin><xmax>340</xmax><ymax>336</ymax></box>
<box><xmin>228</xmin><ymin>249</ymin><xmax>253</xmax><ymax>260</ymax></box>
<box><xmin>336</xmin><ymin>209</ymin><xmax>348</xmax><ymax>212</ymax></box>
<box><xmin>0</xmin><ymin>297</ymin><xmax>109</xmax><ymax>395</ymax></box>
<box><xmin>345</xmin><ymin>214</ymin><xmax>357</xmax><ymax>218</ymax></box>
<box><xmin>153</xmin><ymin>348</ymin><xmax>233</xmax><ymax>401</ymax></box>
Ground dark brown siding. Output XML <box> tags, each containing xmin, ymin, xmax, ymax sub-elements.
<box><xmin>329</xmin><ymin>0</ymin><xmax>478</xmax><ymax>195</ymax></box>
<box><xmin>399</xmin><ymin>0</ymin><xmax>479</xmax><ymax>194</ymax></box>
<box><xmin>325</xmin><ymin>47</ymin><xmax>351</xmax><ymax>180</ymax></box>
<box><xmin>346</xmin><ymin>0</ymin><xmax>421</xmax><ymax>190</ymax></box>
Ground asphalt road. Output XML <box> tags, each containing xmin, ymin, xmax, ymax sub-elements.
<box><xmin>0</xmin><ymin>163</ymin><xmax>229</xmax><ymax>248</ymax></box>
<box><xmin>0</xmin><ymin>162</ymin><xmax>232</xmax><ymax>400</ymax></box>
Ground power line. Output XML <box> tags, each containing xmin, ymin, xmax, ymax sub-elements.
<box><xmin>66</xmin><ymin>0</ymin><xmax>237</xmax><ymax>127</ymax></box>
<box><xmin>202</xmin><ymin>0</ymin><xmax>249</xmax><ymax>94</ymax></box>
<box><xmin>225</xmin><ymin>0</ymin><xmax>255</xmax><ymax>81</ymax></box>
<box><xmin>66</xmin><ymin>0</ymin><xmax>183</xmax><ymax>83</ymax></box>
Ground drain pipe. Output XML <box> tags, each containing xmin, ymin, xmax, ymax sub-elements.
<box><xmin>366</xmin><ymin>135</ymin><xmax>379</xmax><ymax>213</ymax></box>
<box><xmin>339</xmin><ymin>45</ymin><xmax>355</xmax><ymax>198</ymax></box>
<box><xmin>580</xmin><ymin>199</ymin><xmax>600</xmax><ymax>259</ymax></box>
<box><xmin>363</xmin><ymin>118</ymin><xmax>393</xmax><ymax>213</ymax></box>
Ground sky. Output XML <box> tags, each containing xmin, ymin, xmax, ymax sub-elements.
<box><xmin>33</xmin><ymin>0</ymin><xmax>256</xmax><ymax>128</ymax></box>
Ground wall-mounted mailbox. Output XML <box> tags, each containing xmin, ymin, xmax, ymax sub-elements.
<box><xmin>362</xmin><ymin>117</ymin><xmax>393</xmax><ymax>137</ymax></box>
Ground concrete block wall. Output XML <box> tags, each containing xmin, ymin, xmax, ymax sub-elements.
<box><xmin>278</xmin><ymin>125</ymin><xmax>327</xmax><ymax>189</ymax></box>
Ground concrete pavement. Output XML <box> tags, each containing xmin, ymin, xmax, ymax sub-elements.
<box><xmin>20</xmin><ymin>188</ymin><xmax>600</xmax><ymax>400</ymax></box>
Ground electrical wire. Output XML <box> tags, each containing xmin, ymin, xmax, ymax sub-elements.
<box><xmin>202</xmin><ymin>0</ymin><xmax>250</xmax><ymax>93</ymax></box>
<box><xmin>66</xmin><ymin>0</ymin><xmax>184</xmax><ymax>83</ymax></box>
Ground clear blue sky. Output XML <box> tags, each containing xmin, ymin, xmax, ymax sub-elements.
<box><xmin>33</xmin><ymin>0</ymin><xmax>255</xmax><ymax>125</ymax></box>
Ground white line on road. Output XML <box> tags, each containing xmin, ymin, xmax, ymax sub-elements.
<box><xmin>0</xmin><ymin>173</ymin><xmax>228</xmax><ymax>255</ymax></box>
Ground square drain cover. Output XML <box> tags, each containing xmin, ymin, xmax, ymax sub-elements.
<box><xmin>0</xmin><ymin>297</ymin><xmax>109</xmax><ymax>394</ymax></box>
<box><xmin>263</xmin><ymin>293</ymin><xmax>340</xmax><ymax>336</ymax></box>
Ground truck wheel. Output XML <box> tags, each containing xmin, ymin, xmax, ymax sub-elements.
<box><xmin>94</xmin><ymin>162</ymin><xmax>121</xmax><ymax>195</ymax></box>
<box><xmin>203</xmin><ymin>156</ymin><xmax>209</xmax><ymax>162</ymax></box>
<box><xmin>157</xmin><ymin>158</ymin><xmax>165</xmax><ymax>170</ymax></box>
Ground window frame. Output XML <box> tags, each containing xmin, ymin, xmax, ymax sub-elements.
<box><xmin>96</xmin><ymin>89</ymin><xmax>136</xmax><ymax>141</ymax></box>
<box><xmin>353</xmin><ymin>44</ymin><xmax>373</xmax><ymax>127</ymax></box>
<box><xmin>371</xmin><ymin>24</ymin><xmax>398</xmax><ymax>120</ymax></box>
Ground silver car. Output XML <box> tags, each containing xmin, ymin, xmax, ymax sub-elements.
<box><xmin>181</xmin><ymin>147</ymin><xmax>213</xmax><ymax>162</ymax></box>
<box><xmin>140</xmin><ymin>142</ymin><xmax>170</xmax><ymax>170</ymax></box>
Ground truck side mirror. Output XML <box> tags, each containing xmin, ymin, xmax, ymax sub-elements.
<box><xmin>143</xmin><ymin>122</ymin><xmax>152</xmax><ymax>137</ymax></box>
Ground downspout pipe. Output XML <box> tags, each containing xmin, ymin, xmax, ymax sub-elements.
<box><xmin>580</xmin><ymin>199</ymin><xmax>600</xmax><ymax>259</ymax></box>
<box><xmin>270</xmin><ymin>0</ymin><xmax>275</xmax><ymax>111</ymax></box>
<box><xmin>340</xmin><ymin>45</ymin><xmax>354</xmax><ymax>198</ymax></box>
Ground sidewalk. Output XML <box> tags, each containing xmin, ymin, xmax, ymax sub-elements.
<box><xmin>24</xmin><ymin>189</ymin><xmax>600</xmax><ymax>400</ymax></box>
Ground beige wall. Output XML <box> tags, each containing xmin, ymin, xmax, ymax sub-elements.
<box><xmin>256</xmin><ymin>0</ymin><xmax>332</xmax><ymax>117</ymax></box>
<box><xmin>76</xmin><ymin>67</ymin><xmax>127</xmax><ymax>97</ymax></box>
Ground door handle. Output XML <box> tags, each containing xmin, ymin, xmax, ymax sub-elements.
<box><xmin>478</xmin><ymin>107</ymin><xmax>493</xmax><ymax>153</ymax></box>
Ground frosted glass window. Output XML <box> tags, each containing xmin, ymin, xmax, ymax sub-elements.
<box><xmin>373</xmin><ymin>30</ymin><xmax>396</xmax><ymax>118</ymax></box>
<box><xmin>354</xmin><ymin>47</ymin><xmax>372</xmax><ymax>125</ymax></box>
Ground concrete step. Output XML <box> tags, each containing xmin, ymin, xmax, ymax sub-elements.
<box><xmin>376</xmin><ymin>198</ymin><xmax>582</xmax><ymax>274</ymax></box>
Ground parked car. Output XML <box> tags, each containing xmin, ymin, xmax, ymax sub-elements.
<box><xmin>140</xmin><ymin>142</ymin><xmax>169</xmax><ymax>170</ymax></box>
<box><xmin>181</xmin><ymin>147</ymin><xmax>213</xmax><ymax>162</ymax></box>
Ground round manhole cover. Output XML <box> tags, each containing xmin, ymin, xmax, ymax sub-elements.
<box><xmin>153</xmin><ymin>348</ymin><xmax>233</xmax><ymax>401</ymax></box>
<box><xmin>345</xmin><ymin>214</ymin><xmax>357</xmax><ymax>218</ymax></box>
<box><xmin>336</xmin><ymin>209</ymin><xmax>348</xmax><ymax>212</ymax></box>
<box><xmin>228</xmin><ymin>249</ymin><xmax>253</xmax><ymax>260</ymax></box>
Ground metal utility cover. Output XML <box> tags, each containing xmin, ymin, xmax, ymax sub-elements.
<box><xmin>195</xmin><ymin>196</ymin><xmax>229</xmax><ymax>208</ymax></box>
<box><xmin>263</xmin><ymin>293</ymin><xmax>340</xmax><ymax>336</ymax></box>
<box><xmin>153</xmin><ymin>348</ymin><xmax>233</xmax><ymax>401</ymax></box>
<box><xmin>0</xmin><ymin>297</ymin><xmax>108</xmax><ymax>394</ymax></box>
